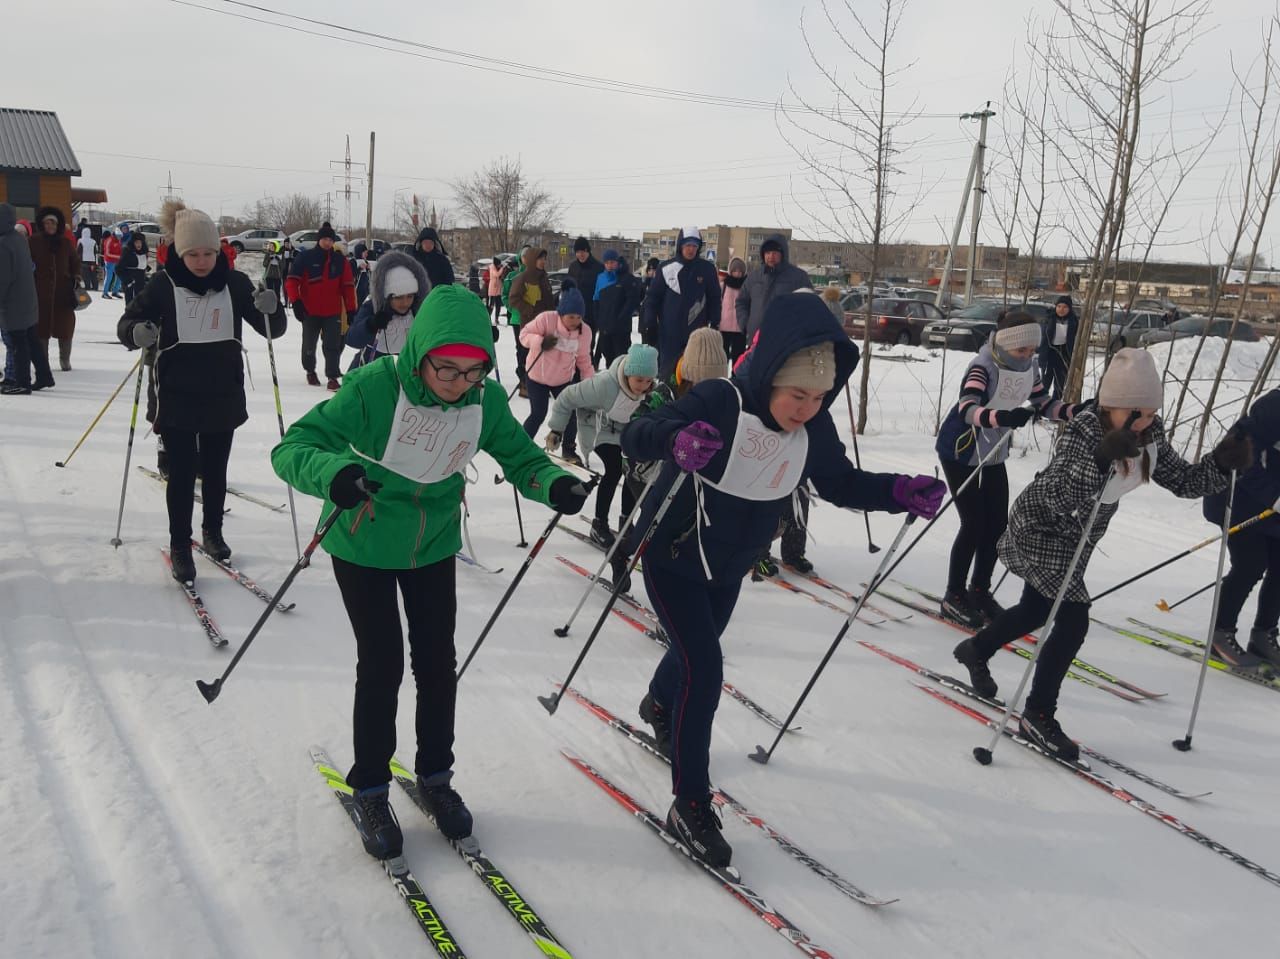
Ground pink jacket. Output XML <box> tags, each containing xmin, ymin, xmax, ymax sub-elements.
<box><xmin>519</xmin><ymin>310</ymin><xmax>595</xmax><ymax>387</ymax></box>
<box><xmin>720</xmin><ymin>282</ymin><xmax>742</xmax><ymax>333</ymax></box>
<box><xmin>487</xmin><ymin>262</ymin><xmax>505</xmax><ymax>297</ymax></box>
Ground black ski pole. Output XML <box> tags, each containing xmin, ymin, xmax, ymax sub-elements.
<box><xmin>457</xmin><ymin>475</ymin><xmax>599</xmax><ymax>679</ymax></box>
<box><xmin>539</xmin><ymin>472</ymin><xmax>688</xmax><ymax>715</ymax></box>
<box><xmin>751</xmin><ymin>513</ymin><xmax>917</xmax><ymax>765</ymax></box>
<box><xmin>197</xmin><ymin>503</ymin><xmax>344</xmax><ymax>704</ymax></box>
<box><xmin>507</xmin><ymin>345</ymin><xmax>547</xmax><ymax>401</ymax></box>
<box><xmin>57</xmin><ymin>353</ymin><xmax>142</xmax><ymax>468</ymax></box>
<box><xmin>110</xmin><ymin>347</ymin><xmax>152</xmax><ymax>547</ymax></box>
<box><xmin>845</xmin><ymin>383</ymin><xmax>879</xmax><ymax>553</ymax></box>
<box><xmin>511</xmin><ymin>486</ymin><xmax>528</xmax><ymax>548</ymax></box>
<box><xmin>263</xmin><ymin>318</ymin><xmax>302</xmax><ymax>559</ymax></box>
<box><xmin>1173</xmin><ymin>470</ymin><xmax>1237</xmax><ymax>752</ymax></box>
<box><xmin>1156</xmin><ymin>581</ymin><xmax>1215</xmax><ymax>612</ymax></box>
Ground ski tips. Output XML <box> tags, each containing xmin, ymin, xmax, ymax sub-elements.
<box><xmin>748</xmin><ymin>745</ymin><xmax>771</xmax><ymax>765</ymax></box>
<box><xmin>972</xmin><ymin>746</ymin><xmax>994</xmax><ymax>765</ymax></box>
<box><xmin>196</xmin><ymin>678</ymin><xmax>221</xmax><ymax>704</ymax></box>
<box><xmin>1171</xmin><ymin>737</ymin><xmax>1192</xmax><ymax>752</ymax></box>
<box><xmin>537</xmin><ymin>692</ymin><xmax>560</xmax><ymax>715</ymax></box>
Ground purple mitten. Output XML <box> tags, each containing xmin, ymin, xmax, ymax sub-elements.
<box><xmin>669</xmin><ymin>420</ymin><xmax>723</xmax><ymax>473</ymax></box>
<box><xmin>893</xmin><ymin>474</ymin><xmax>947</xmax><ymax>519</ymax></box>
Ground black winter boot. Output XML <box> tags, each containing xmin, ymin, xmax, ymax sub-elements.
<box><xmin>967</xmin><ymin>586</ymin><xmax>1005</xmax><ymax>624</ymax></box>
<box><xmin>1247</xmin><ymin>628</ymin><xmax>1280</xmax><ymax>668</ymax></box>
<box><xmin>169</xmin><ymin>545</ymin><xmax>197</xmax><ymax>585</ymax></box>
<box><xmin>1211</xmin><ymin>628</ymin><xmax>1267</xmax><ymax>669</ymax></box>
<box><xmin>1019</xmin><ymin>707</ymin><xmax>1079</xmax><ymax>762</ymax></box>
<box><xmin>201</xmin><ymin>528</ymin><xmax>231</xmax><ymax>562</ymax></box>
<box><xmin>589</xmin><ymin>517</ymin><xmax>616</xmax><ymax>549</ymax></box>
<box><xmin>784</xmin><ymin>555</ymin><xmax>814</xmax><ymax>575</ymax></box>
<box><xmin>417</xmin><ymin>772</ymin><xmax>473</xmax><ymax>840</ymax></box>
<box><xmin>351</xmin><ymin>783</ymin><xmax>403</xmax><ymax>860</ymax></box>
<box><xmin>667</xmin><ymin>795</ymin><xmax>732</xmax><ymax>867</ymax></box>
<box><xmin>953</xmin><ymin>638</ymin><xmax>998</xmax><ymax>699</ymax></box>
<box><xmin>610</xmin><ymin>551</ymin><xmax>632</xmax><ymax>594</ymax></box>
<box><xmin>941</xmin><ymin>589</ymin><xmax>984</xmax><ymax>629</ymax></box>
<box><xmin>638</xmin><ymin>692</ymin><xmax>672</xmax><ymax>757</ymax></box>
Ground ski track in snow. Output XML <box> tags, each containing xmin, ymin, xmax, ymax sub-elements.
<box><xmin>4</xmin><ymin>292</ymin><xmax>1280</xmax><ymax>957</ymax></box>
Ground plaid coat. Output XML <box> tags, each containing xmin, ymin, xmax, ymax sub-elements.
<box><xmin>999</xmin><ymin>411</ymin><xmax>1228</xmax><ymax>602</ymax></box>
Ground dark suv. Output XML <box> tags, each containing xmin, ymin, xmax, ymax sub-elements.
<box><xmin>843</xmin><ymin>297</ymin><xmax>945</xmax><ymax>345</ymax></box>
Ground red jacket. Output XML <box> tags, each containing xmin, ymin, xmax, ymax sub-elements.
<box><xmin>156</xmin><ymin>241</ymin><xmax>169</xmax><ymax>267</ymax></box>
<box><xmin>285</xmin><ymin>246</ymin><xmax>356</xmax><ymax>317</ymax></box>
<box><xmin>102</xmin><ymin>234</ymin><xmax>122</xmax><ymax>264</ymax></box>
<box><xmin>220</xmin><ymin>240</ymin><xmax>238</xmax><ymax>268</ymax></box>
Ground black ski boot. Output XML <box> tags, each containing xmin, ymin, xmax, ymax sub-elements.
<box><xmin>1210</xmin><ymin>628</ymin><xmax>1267</xmax><ymax>670</ymax></box>
<box><xmin>638</xmin><ymin>692</ymin><xmax>673</xmax><ymax>757</ymax></box>
<box><xmin>417</xmin><ymin>771</ymin><xmax>473</xmax><ymax>840</ymax></box>
<box><xmin>589</xmin><ymin>517</ymin><xmax>616</xmax><ymax>549</ymax></box>
<box><xmin>350</xmin><ymin>783</ymin><xmax>404</xmax><ymax>860</ymax></box>
<box><xmin>667</xmin><ymin>795</ymin><xmax>732</xmax><ymax>867</ymax></box>
<box><xmin>610</xmin><ymin>551</ymin><xmax>632</xmax><ymax>594</ymax></box>
<box><xmin>169</xmin><ymin>545</ymin><xmax>197</xmax><ymax>585</ymax></box>
<box><xmin>1247</xmin><ymin>627</ymin><xmax>1280</xmax><ymax>669</ymax></box>
<box><xmin>201</xmin><ymin>528</ymin><xmax>232</xmax><ymax>562</ymax></box>
<box><xmin>953</xmin><ymin>638</ymin><xmax>998</xmax><ymax>698</ymax></box>
<box><xmin>967</xmin><ymin>585</ymin><xmax>1005</xmax><ymax>625</ymax></box>
<box><xmin>751</xmin><ymin>555</ymin><xmax>779</xmax><ymax>581</ymax></box>
<box><xmin>784</xmin><ymin>555</ymin><xmax>814</xmax><ymax>575</ymax></box>
<box><xmin>941</xmin><ymin>589</ymin><xmax>984</xmax><ymax>629</ymax></box>
<box><xmin>1019</xmin><ymin>707</ymin><xmax>1079</xmax><ymax>762</ymax></box>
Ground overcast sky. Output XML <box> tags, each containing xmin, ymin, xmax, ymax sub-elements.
<box><xmin>8</xmin><ymin>0</ymin><xmax>1276</xmax><ymax>261</ymax></box>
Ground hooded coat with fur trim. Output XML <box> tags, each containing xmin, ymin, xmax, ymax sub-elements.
<box><xmin>345</xmin><ymin>250</ymin><xmax>431</xmax><ymax>362</ymax></box>
<box><xmin>622</xmin><ymin>292</ymin><xmax>903</xmax><ymax>585</ymax></box>
<box><xmin>640</xmin><ymin>229</ymin><xmax>723</xmax><ymax>375</ymax></box>
<box><xmin>412</xmin><ymin>227</ymin><xmax>455</xmax><ymax>289</ymax></box>
<box><xmin>28</xmin><ymin>206</ymin><xmax>79</xmax><ymax>339</ymax></box>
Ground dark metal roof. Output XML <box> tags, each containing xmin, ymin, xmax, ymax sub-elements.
<box><xmin>0</xmin><ymin>108</ymin><xmax>82</xmax><ymax>176</ymax></box>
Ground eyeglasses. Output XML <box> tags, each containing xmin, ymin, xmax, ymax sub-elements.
<box><xmin>425</xmin><ymin>356</ymin><xmax>489</xmax><ymax>383</ymax></box>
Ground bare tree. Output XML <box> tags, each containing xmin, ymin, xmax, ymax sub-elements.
<box><xmin>778</xmin><ymin>0</ymin><xmax>921</xmax><ymax>433</ymax></box>
<box><xmin>244</xmin><ymin>193</ymin><xmax>325</xmax><ymax>235</ymax></box>
<box><xmin>450</xmin><ymin>157</ymin><xmax>564</xmax><ymax>255</ymax></box>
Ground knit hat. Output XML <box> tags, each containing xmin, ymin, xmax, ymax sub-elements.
<box><xmin>622</xmin><ymin>344</ymin><xmax>658</xmax><ymax>378</ymax></box>
<box><xmin>1056</xmin><ymin>294</ymin><xmax>1073</xmax><ymax>308</ymax></box>
<box><xmin>602</xmin><ymin>248</ymin><xmax>619</xmax><ymax>263</ymax></box>
<box><xmin>679</xmin><ymin>327</ymin><xmax>728</xmax><ymax>385</ymax></box>
<box><xmin>993</xmin><ymin>313</ymin><xmax>1042</xmax><ymax>351</ymax></box>
<box><xmin>1099</xmin><ymin>348</ymin><xmax>1163</xmax><ymax>410</ymax></box>
<box><xmin>557</xmin><ymin>287</ymin><xmax>586</xmax><ymax>317</ymax></box>
<box><xmin>574</xmin><ymin>236</ymin><xmax>591</xmax><ymax>253</ymax></box>
<box><xmin>317</xmin><ymin>221</ymin><xmax>337</xmax><ymax>241</ymax></box>
<box><xmin>760</xmin><ymin>237</ymin><xmax>783</xmax><ymax>255</ymax></box>
<box><xmin>173</xmin><ymin>208</ymin><xmax>220</xmax><ymax>256</ymax></box>
<box><xmin>383</xmin><ymin>265</ymin><xmax>419</xmax><ymax>298</ymax></box>
<box><xmin>772</xmin><ymin>341</ymin><xmax>836</xmax><ymax>392</ymax></box>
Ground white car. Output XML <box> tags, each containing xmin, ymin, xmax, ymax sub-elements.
<box><xmin>223</xmin><ymin>228</ymin><xmax>286</xmax><ymax>253</ymax></box>
<box><xmin>290</xmin><ymin>229</ymin><xmax>347</xmax><ymax>251</ymax></box>
<box><xmin>111</xmin><ymin>220</ymin><xmax>164</xmax><ymax>245</ymax></box>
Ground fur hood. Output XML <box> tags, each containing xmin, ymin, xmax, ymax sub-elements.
<box><xmin>370</xmin><ymin>250</ymin><xmax>431</xmax><ymax>315</ymax></box>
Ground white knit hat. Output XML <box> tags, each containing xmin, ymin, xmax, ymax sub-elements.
<box><xmin>994</xmin><ymin>318</ymin><xmax>1042</xmax><ymax>351</ymax></box>
<box><xmin>1100</xmin><ymin>348</ymin><xmax>1163</xmax><ymax>410</ymax></box>
<box><xmin>382</xmin><ymin>265</ymin><xmax>418</xmax><ymax>298</ymax></box>
<box><xmin>173</xmin><ymin>208</ymin><xmax>220</xmax><ymax>256</ymax></box>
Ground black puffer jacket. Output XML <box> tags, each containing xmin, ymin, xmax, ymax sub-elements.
<box><xmin>412</xmin><ymin>227</ymin><xmax>455</xmax><ymax>289</ymax></box>
<box><xmin>594</xmin><ymin>258</ymin><xmax>644</xmax><ymax>338</ymax></box>
<box><xmin>117</xmin><ymin>254</ymin><xmax>286</xmax><ymax>432</ymax></box>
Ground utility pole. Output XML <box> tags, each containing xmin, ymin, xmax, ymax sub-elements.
<box><xmin>963</xmin><ymin>103</ymin><xmax>995</xmax><ymax>306</ymax></box>
<box><xmin>935</xmin><ymin>103</ymin><xmax>995</xmax><ymax>310</ymax></box>
<box><xmin>364</xmin><ymin>132</ymin><xmax>375</xmax><ymax>246</ymax></box>
<box><xmin>158</xmin><ymin>170</ymin><xmax>183</xmax><ymax>205</ymax></box>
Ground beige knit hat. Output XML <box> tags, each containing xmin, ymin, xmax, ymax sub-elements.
<box><xmin>772</xmin><ymin>341</ymin><xmax>836</xmax><ymax>392</ymax></box>
<box><xmin>678</xmin><ymin>327</ymin><xmax>728</xmax><ymax>385</ymax></box>
<box><xmin>1100</xmin><ymin>347</ymin><xmax>1163</xmax><ymax>410</ymax></box>
<box><xmin>993</xmin><ymin>315</ymin><xmax>1042</xmax><ymax>351</ymax></box>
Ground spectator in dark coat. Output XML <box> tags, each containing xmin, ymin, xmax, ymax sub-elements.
<box><xmin>1039</xmin><ymin>295</ymin><xmax>1078</xmax><ymax>399</ymax></box>
<box><xmin>567</xmin><ymin>236</ymin><xmax>605</xmax><ymax>337</ymax></box>
<box><xmin>29</xmin><ymin>206</ymin><xmax>80</xmax><ymax>374</ymax></box>
<box><xmin>286</xmin><ymin>221</ymin><xmax>357</xmax><ymax>390</ymax></box>
<box><xmin>641</xmin><ymin>227</ymin><xmax>722</xmax><ymax>380</ymax></box>
<box><xmin>736</xmin><ymin>233</ymin><xmax>813</xmax><ymax>341</ymax></box>
<box><xmin>0</xmin><ymin>202</ymin><xmax>53</xmax><ymax>393</ymax></box>
<box><xmin>117</xmin><ymin>232</ymin><xmax>150</xmax><ymax>306</ymax></box>
<box><xmin>592</xmin><ymin>251</ymin><xmax>643</xmax><ymax>367</ymax></box>
<box><xmin>412</xmin><ymin>227</ymin><xmax>455</xmax><ymax>289</ymax></box>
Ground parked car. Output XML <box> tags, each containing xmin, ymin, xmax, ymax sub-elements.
<box><xmin>222</xmin><ymin>228</ymin><xmax>286</xmax><ymax>253</ymax></box>
<box><xmin>923</xmin><ymin>301</ymin><xmax>1056</xmax><ymax>352</ymax></box>
<box><xmin>289</xmin><ymin>228</ymin><xmax>347</xmax><ymax>250</ymax></box>
<box><xmin>1096</xmin><ymin>310</ymin><xmax>1172</xmax><ymax>352</ymax></box>
<box><xmin>111</xmin><ymin>220</ymin><xmax>163</xmax><ymax>245</ymax></box>
<box><xmin>345</xmin><ymin>237</ymin><xmax>393</xmax><ymax>259</ymax></box>
<box><xmin>1140</xmin><ymin>317</ymin><xmax>1258</xmax><ymax>347</ymax></box>
<box><xmin>842</xmin><ymin>297</ymin><xmax>944</xmax><ymax>346</ymax></box>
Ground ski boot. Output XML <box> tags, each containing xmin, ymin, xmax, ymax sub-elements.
<box><xmin>560</xmin><ymin>450</ymin><xmax>584</xmax><ymax>468</ymax></box>
<box><xmin>953</xmin><ymin>638</ymin><xmax>998</xmax><ymax>699</ymax></box>
<box><xmin>417</xmin><ymin>771</ymin><xmax>473</xmax><ymax>840</ymax></box>
<box><xmin>638</xmin><ymin>692</ymin><xmax>673</xmax><ymax>758</ymax></box>
<box><xmin>940</xmin><ymin>589</ymin><xmax>984</xmax><ymax>629</ymax></box>
<box><xmin>1018</xmin><ymin>707</ymin><xmax>1079</xmax><ymax>762</ymax></box>
<box><xmin>610</xmin><ymin>551</ymin><xmax>632</xmax><ymax>594</ymax></box>
<box><xmin>783</xmin><ymin>554</ymin><xmax>814</xmax><ymax>575</ymax></box>
<box><xmin>351</xmin><ymin>783</ymin><xmax>403</xmax><ymax>860</ymax></box>
<box><xmin>750</xmin><ymin>555</ymin><xmax>779</xmax><ymax>581</ymax></box>
<box><xmin>201</xmin><ymin>528</ymin><xmax>232</xmax><ymax>562</ymax></box>
<box><xmin>667</xmin><ymin>795</ymin><xmax>732</xmax><ymax>867</ymax></box>
<box><xmin>1247</xmin><ymin>627</ymin><xmax>1280</xmax><ymax>669</ymax></box>
<box><xmin>589</xmin><ymin>517</ymin><xmax>616</xmax><ymax>549</ymax></box>
<box><xmin>169</xmin><ymin>545</ymin><xmax>197</xmax><ymax>585</ymax></box>
<box><xmin>967</xmin><ymin>585</ymin><xmax>1005</xmax><ymax>625</ymax></box>
<box><xmin>1211</xmin><ymin>628</ymin><xmax>1268</xmax><ymax>670</ymax></box>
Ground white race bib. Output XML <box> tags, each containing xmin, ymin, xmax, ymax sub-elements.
<box><xmin>173</xmin><ymin>286</ymin><xmax>235</xmax><ymax>344</ymax></box>
<box><xmin>554</xmin><ymin>336</ymin><xmax>580</xmax><ymax>355</ymax></box>
<box><xmin>378</xmin><ymin>314</ymin><xmax>413</xmax><ymax>356</ymax></box>
<box><xmin>1101</xmin><ymin>442</ymin><xmax>1157</xmax><ymax>504</ymax></box>
<box><xmin>604</xmin><ymin>388</ymin><xmax>643</xmax><ymax>425</ymax></box>
<box><xmin>989</xmin><ymin>365</ymin><xmax>1035</xmax><ymax>411</ymax></box>
<box><xmin>357</xmin><ymin>389</ymin><xmax>483</xmax><ymax>484</ymax></box>
<box><xmin>702</xmin><ymin>383</ymin><xmax>808</xmax><ymax>501</ymax></box>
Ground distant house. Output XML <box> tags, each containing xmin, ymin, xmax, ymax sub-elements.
<box><xmin>0</xmin><ymin>107</ymin><xmax>106</xmax><ymax>222</ymax></box>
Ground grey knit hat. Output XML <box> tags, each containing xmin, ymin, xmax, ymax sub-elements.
<box><xmin>994</xmin><ymin>318</ymin><xmax>1042</xmax><ymax>352</ymax></box>
<box><xmin>173</xmin><ymin>208</ymin><xmax>220</xmax><ymax>256</ymax></box>
<box><xmin>1100</xmin><ymin>348</ymin><xmax>1163</xmax><ymax>410</ymax></box>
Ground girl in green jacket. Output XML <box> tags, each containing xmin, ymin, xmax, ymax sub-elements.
<box><xmin>272</xmin><ymin>285</ymin><xmax>587</xmax><ymax>860</ymax></box>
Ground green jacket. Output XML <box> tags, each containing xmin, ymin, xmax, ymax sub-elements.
<box><xmin>272</xmin><ymin>284</ymin><xmax>571</xmax><ymax>569</ymax></box>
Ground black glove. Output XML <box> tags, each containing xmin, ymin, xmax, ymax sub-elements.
<box><xmin>994</xmin><ymin>407</ymin><xmax>1034</xmax><ymax>429</ymax></box>
<box><xmin>370</xmin><ymin>309</ymin><xmax>391</xmax><ymax>332</ymax></box>
<box><xmin>329</xmin><ymin>464</ymin><xmax>382</xmax><ymax>509</ymax></box>
<box><xmin>1213</xmin><ymin>430</ymin><xmax>1255</xmax><ymax>472</ymax></box>
<box><xmin>292</xmin><ymin>301</ymin><xmax>307</xmax><ymax>323</ymax></box>
<box><xmin>541</xmin><ymin>334</ymin><xmax>559</xmax><ymax>351</ymax></box>
<box><xmin>1095</xmin><ymin>429</ymin><xmax>1141</xmax><ymax>470</ymax></box>
<box><xmin>1067</xmin><ymin>397</ymin><xmax>1097</xmax><ymax>420</ymax></box>
<box><xmin>549</xmin><ymin>476</ymin><xmax>589</xmax><ymax>515</ymax></box>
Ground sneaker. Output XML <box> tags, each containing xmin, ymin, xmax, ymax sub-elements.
<box><xmin>1</xmin><ymin>382</ymin><xmax>32</xmax><ymax>395</ymax></box>
<box><xmin>31</xmin><ymin>376</ymin><xmax>55</xmax><ymax>391</ymax></box>
<box><xmin>941</xmin><ymin>589</ymin><xmax>984</xmax><ymax>629</ymax></box>
<box><xmin>560</xmin><ymin>451</ymin><xmax>584</xmax><ymax>467</ymax></box>
<box><xmin>306</xmin><ymin>371</ymin><xmax>321</xmax><ymax>386</ymax></box>
<box><xmin>327</xmin><ymin>378</ymin><xmax>340</xmax><ymax>391</ymax></box>
<box><xmin>1211</xmin><ymin>628</ymin><xmax>1267</xmax><ymax>669</ymax></box>
<box><xmin>783</xmin><ymin>555</ymin><xmax>814</xmax><ymax>575</ymax></box>
<box><xmin>638</xmin><ymin>692</ymin><xmax>672</xmax><ymax>757</ymax></box>
<box><xmin>1247</xmin><ymin>628</ymin><xmax>1280</xmax><ymax>668</ymax></box>
<box><xmin>589</xmin><ymin>518</ymin><xmax>616</xmax><ymax>549</ymax></box>
<box><xmin>417</xmin><ymin>772</ymin><xmax>473</xmax><ymax>840</ymax></box>
<box><xmin>967</xmin><ymin>586</ymin><xmax>1005</xmax><ymax>624</ymax></box>
<box><xmin>201</xmin><ymin>528</ymin><xmax>232</xmax><ymax>562</ymax></box>
<box><xmin>1019</xmin><ymin>707</ymin><xmax>1079</xmax><ymax>762</ymax></box>
<box><xmin>169</xmin><ymin>545</ymin><xmax>197</xmax><ymax>585</ymax></box>
<box><xmin>351</xmin><ymin>783</ymin><xmax>403</xmax><ymax>860</ymax></box>
<box><xmin>953</xmin><ymin>638</ymin><xmax>998</xmax><ymax>699</ymax></box>
<box><xmin>610</xmin><ymin>552</ymin><xmax>632</xmax><ymax>594</ymax></box>
<box><xmin>667</xmin><ymin>795</ymin><xmax>732</xmax><ymax>867</ymax></box>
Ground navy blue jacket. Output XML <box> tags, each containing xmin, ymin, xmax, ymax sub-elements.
<box><xmin>640</xmin><ymin>230</ymin><xmax>723</xmax><ymax>373</ymax></box>
<box><xmin>1038</xmin><ymin>308</ymin><xmax>1078</xmax><ymax>368</ymax></box>
<box><xmin>1204</xmin><ymin>389</ymin><xmax>1280</xmax><ymax>537</ymax></box>
<box><xmin>622</xmin><ymin>292</ymin><xmax>903</xmax><ymax>585</ymax></box>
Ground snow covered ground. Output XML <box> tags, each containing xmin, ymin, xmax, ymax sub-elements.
<box><xmin>3</xmin><ymin>292</ymin><xmax>1278</xmax><ymax>958</ymax></box>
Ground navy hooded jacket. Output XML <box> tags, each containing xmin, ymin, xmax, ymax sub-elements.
<box><xmin>622</xmin><ymin>292</ymin><xmax>903</xmax><ymax>585</ymax></box>
<box><xmin>640</xmin><ymin>230</ymin><xmax>722</xmax><ymax>375</ymax></box>
<box><xmin>1204</xmin><ymin>388</ymin><xmax>1280</xmax><ymax>537</ymax></box>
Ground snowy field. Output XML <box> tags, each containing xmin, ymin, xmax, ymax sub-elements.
<box><xmin>3</xmin><ymin>290</ymin><xmax>1279</xmax><ymax>959</ymax></box>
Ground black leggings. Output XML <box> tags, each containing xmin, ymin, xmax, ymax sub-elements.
<box><xmin>593</xmin><ymin>444</ymin><xmax>637</xmax><ymax>526</ymax></box>
<box><xmin>160</xmin><ymin>429</ymin><xmax>234</xmax><ymax>547</ymax></box>
<box><xmin>972</xmin><ymin>580</ymin><xmax>1090</xmax><ymax>714</ymax></box>
<box><xmin>523</xmin><ymin>380</ymin><xmax>578</xmax><ymax>456</ymax></box>
<box><xmin>332</xmin><ymin>554</ymin><xmax>458</xmax><ymax>790</ymax></box>
<box><xmin>941</xmin><ymin>459</ymin><xmax>1008</xmax><ymax>593</ymax></box>
<box><xmin>1215</xmin><ymin>527</ymin><xmax>1280</xmax><ymax>633</ymax></box>
<box><xmin>721</xmin><ymin>331</ymin><xmax>747</xmax><ymax>366</ymax></box>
